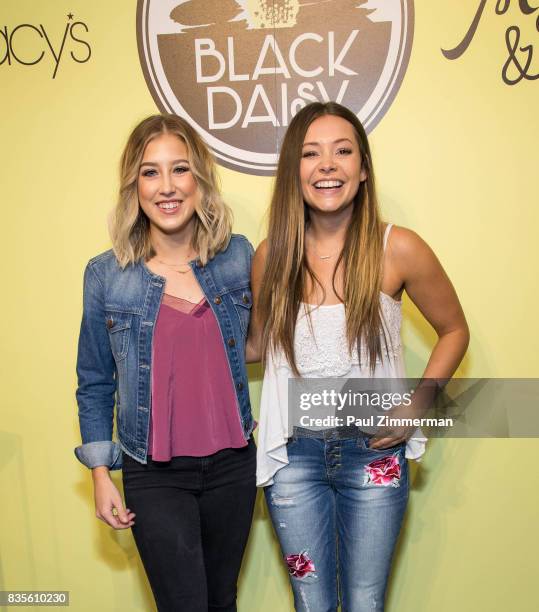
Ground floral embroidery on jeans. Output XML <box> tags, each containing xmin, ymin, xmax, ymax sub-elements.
<box><xmin>285</xmin><ymin>552</ymin><xmax>316</xmax><ymax>577</ymax></box>
<box><xmin>364</xmin><ymin>454</ymin><xmax>401</xmax><ymax>487</ymax></box>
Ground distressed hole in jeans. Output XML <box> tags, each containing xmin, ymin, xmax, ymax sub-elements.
<box><xmin>299</xmin><ymin>585</ymin><xmax>311</xmax><ymax>611</ymax></box>
<box><xmin>278</xmin><ymin>521</ymin><xmax>287</xmax><ymax>529</ymax></box>
<box><xmin>271</xmin><ymin>492</ymin><xmax>295</xmax><ymax>507</ymax></box>
<box><xmin>285</xmin><ymin>552</ymin><xmax>316</xmax><ymax>579</ymax></box>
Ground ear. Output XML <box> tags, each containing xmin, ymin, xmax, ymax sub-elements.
<box><xmin>360</xmin><ymin>166</ymin><xmax>368</xmax><ymax>182</ymax></box>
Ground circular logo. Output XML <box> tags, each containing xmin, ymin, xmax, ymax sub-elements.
<box><xmin>137</xmin><ymin>0</ymin><xmax>414</xmax><ymax>175</ymax></box>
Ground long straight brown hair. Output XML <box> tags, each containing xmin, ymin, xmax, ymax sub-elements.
<box><xmin>259</xmin><ymin>102</ymin><xmax>387</xmax><ymax>375</ymax></box>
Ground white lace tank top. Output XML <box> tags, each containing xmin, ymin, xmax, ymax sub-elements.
<box><xmin>256</xmin><ymin>224</ymin><xmax>427</xmax><ymax>487</ymax></box>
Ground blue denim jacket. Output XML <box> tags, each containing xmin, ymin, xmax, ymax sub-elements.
<box><xmin>74</xmin><ymin>234</ymin><xmax>254</xmax><ymax>470</ymax></box>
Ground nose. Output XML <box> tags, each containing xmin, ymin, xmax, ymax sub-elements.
<box><xmin>159</xmin><ymin>172</ymin><xmax>175</xmax><ymax>196</ymax></box>
<box><xmin>318</xmin><ymin>154</ymin><xmax>336</xmax><ymax>174</ymax></box>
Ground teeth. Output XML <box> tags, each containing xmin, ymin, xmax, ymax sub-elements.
<box><xmin>314</xmin><ymin>180</ymin><xmax>343</xmax><ymax>189</ymax></box>
<box><xmin>157</xmin><ymin>202</ymin><xmax>179</xmax><ymax>209</ymax></box>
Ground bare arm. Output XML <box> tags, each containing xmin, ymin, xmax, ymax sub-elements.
<box><xmin>371</xmin><ymin>227</ymin><xmax>469</xmax><ymax>448</ymax></box>
<box><xmin>245</xmin><ymin>239</ymin><xmax>268</xmax><ymax>363</ymax></box>
<box><xmin>395</xmin><ymin>227</ymin><xmax>469</xmax><ymax>379</ymax></box>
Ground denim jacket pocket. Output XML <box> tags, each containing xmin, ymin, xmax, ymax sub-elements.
<box><xmin>230</xmin><ymin>288</ymin><xmax>252</xmax><ymax>336</ymax></box>
<box><xmin>105</xmin><ymin>312</ymin><xmax>132</xmax><ymax>362</ymax></box>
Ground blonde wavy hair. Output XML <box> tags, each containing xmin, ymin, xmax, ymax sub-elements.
<box><xmin>110</xmin><ymin>114</ymin><xmax>232</xmax><ymax>267</ymax></box>
<box><xmin>259</xmin><ymin>102</ymin><xmax>388</xmax><ymax>375</ymax></box>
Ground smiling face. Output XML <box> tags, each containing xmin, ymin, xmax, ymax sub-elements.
<box><xmin>300</xmin><ymin>114</ymin><xmax>367</xmax><ymax>216</ymax></box>
<box><xmin>137</xmin><ymin>133</ymin><xmax>199</xmax><ymax>239</ymax></box>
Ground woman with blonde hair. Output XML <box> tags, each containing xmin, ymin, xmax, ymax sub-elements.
<box><xmin>74</xmin><ymin>114</ymin><xmax>256</xmax><ymax>612</ymax></box>
<box><xmin>249</xmin><ymin>102</ymin><xmax>469</xmax><ymax>611</ymax></box>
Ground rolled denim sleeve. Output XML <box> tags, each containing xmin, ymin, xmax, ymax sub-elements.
<box><xmin>74</xmin><ymin>440</ymin><xmax>123</xmax><ymax>470</ymax></box>
<box><xmin>74</xmin><ymin>262</ymin><xmax>121</xmax><ymax>470</ymax></box>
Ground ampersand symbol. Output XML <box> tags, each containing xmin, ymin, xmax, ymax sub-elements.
<box><xmin>502</xmin><ymin>25</ymin><xmax>539</xmax><ymax>84</ymax></box>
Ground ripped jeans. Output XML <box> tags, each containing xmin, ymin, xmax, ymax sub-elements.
<box><xmin>264</xmin><ymin>427</ymin><xmax>408</xmax><ymax>612</ymax></box>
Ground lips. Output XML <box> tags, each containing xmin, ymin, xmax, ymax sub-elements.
<box><xmin>313</xmin><ymin>180</ymin><xmax>344</xmax><ymax>190</ymax></box>
<box><xmin>155</xmin><ymin>199</ymin><xmax>181</xmax><ymax>212</ymax></box>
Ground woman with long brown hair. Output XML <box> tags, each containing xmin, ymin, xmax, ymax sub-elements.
<box><xmin>248</xmin><ymin>102</ymin><xmax>469</xmax><ymax>611</ymax></box>
<box><xmin>75</xmin><ymin>114</ymin><xmax>256</xmax><ymax>611</ymax></box>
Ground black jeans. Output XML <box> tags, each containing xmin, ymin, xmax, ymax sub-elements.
<box><xmin>122</xmin><ymin>438</ymin><xmax>257</xmax><ymax>612</ymax></box>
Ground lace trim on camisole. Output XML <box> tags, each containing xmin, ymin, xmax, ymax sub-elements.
<box><xmin>288</xmin><ymin>294</ymin><xmax>402</xmax><ymax>377</ymax></box>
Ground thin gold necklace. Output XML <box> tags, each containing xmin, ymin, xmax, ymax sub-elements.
<box><xmin>307</xmin><ymin>241</ymin><xmax>340</xmax><ymax>260</ymax></box>
<box><xmin>157</xmin><ymin>254</ymin><xmax>195</xmax><ymax>275</ymax></box>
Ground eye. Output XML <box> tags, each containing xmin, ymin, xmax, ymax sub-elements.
<box><xmin>173</xmin><ymin>165</ymin><xmax>190</xmax><ymax>174</ymax></box>
<box><xmin>302</xmin><ymin>150</ymin><xmax>317</xmax><ymax>158</ymax></box>
<box><xmin>336</xmin><ymin>148</ymin><xmax>352</xmax><ymax>155</ymax></box>
<box><xmin>141</xmin><ymin>169</ymin><xmax>157</xmax><ymax>177</ymax></box>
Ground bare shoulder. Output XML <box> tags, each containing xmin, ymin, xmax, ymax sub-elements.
<box><xmin>386</xmin><ymin>225</ymin><xmax>446</xmax><ymax>289</ymax></box>
<box><xmin>251</xmin><ymin>238</ymin><xmax>268</xmax><ymax>293</ymax></box>
<box><xmin>252</xmin><ymin>238</ymin><xmax>268</xmax><ymax>271</ymax></box>
<box><xmin>386</xmin><ymin>225</ymin><xmax>435</xmax><ymax>262</ymax></box>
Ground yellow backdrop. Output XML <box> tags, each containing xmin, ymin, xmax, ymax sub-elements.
<box><xmin>1</xmin><ymin>1</ymin><xmax>538</xmax><ymax>611</ymax></box>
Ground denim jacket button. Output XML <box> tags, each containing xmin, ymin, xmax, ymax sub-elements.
<box><xmin>106</xmin><ymin>318</ymin><xmax>114</xmax><ymax>329</ymax></box>
<box><xmin>228</xmin><ymin>337</ymin><xmax>236</xmax><ymax>347</ymax></box>
<box><xmin>242</xmin><ymin>294</ymin><xmax>250</xmax><ymax>304</ymax></box>
<box><xmin>214</xmin><ymin>296</ymin><xmax>222</xmax><ymax>305</ymax></box>
<box><xmin>236</xmin><ymin>382</ymin><xmax>244</xmax><ymax>391</ymax></box>
<box><xmin>196</xmin><ymin>260</ymin><xmax>203</xmax><ymax>268</ymax></box>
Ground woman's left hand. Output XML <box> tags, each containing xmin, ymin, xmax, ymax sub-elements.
<box><xmin>368</xmin><ymin>402</ymin><xmax>419</xmax><ymax>450</ymax></box>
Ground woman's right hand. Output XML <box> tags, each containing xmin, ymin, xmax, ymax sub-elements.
<box><xmin>92</xmin><ymin>466</ymin><xmax>135</xmax><ymax>529</ymax></box>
